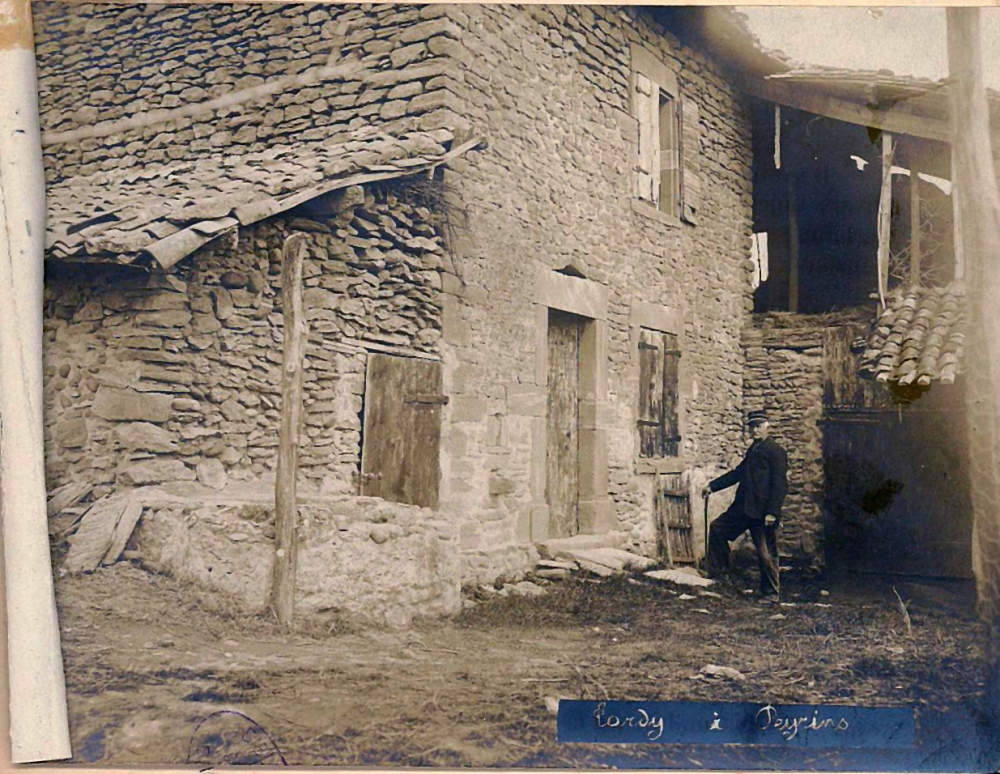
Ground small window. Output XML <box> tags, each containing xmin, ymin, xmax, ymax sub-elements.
<box><xmin>637</xmin><ymin>328</ymin><xmax>680</xmax><ymax>458</ymax></box>
<box><xmin>635</xmin><ymin>77</ymin><xmax>684</xmax><ymax>219</ymax></box>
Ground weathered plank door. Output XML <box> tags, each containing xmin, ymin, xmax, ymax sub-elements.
<box><xmin>655</xmin><ymin>473</ymin><xmax>695</xmax><ymax>564</ymax></box>
<box><xmin>822</xmin><ymin>327</ymin><xmax>972</xmax><ymax>577</ymax></box>
<box><xmin>822</xmin><ymin>408</ymin><xmax>973</xmax><ymax>577</ymax></box>
<box><xmin>360</xmin><ymin>354</ymin><xmax>444</xmax><ymax>509</ymax></box>
<box><xmin>546</xmin><ymin>309</ymin><xmax>582</xmax><ymax>538</ymax></box>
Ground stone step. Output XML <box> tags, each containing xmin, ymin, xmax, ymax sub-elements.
<box><xmin>645</xmin><ymin>568</ymin><xmax>716</xmax><ymax>588</ymax></box>
<box><xmin>590</xmin><ymin>547</ymin><xmax>657</xmax><ymax>571</ymax></box>
<box><xmin>571</xmin><ymin>554</ymin><xmax>617</xmax><ymax>577</ymax></box>
<box><xmin>557</xmin><ymin>547</ymin><xmax>655</xmax><ymax>576</ymax></box>
<box><xmin>535</xmin><ymin>568</ymin><xmax>571</xmax><ymax>580</ymax></box>
<box><xmin>537</xmin><ymin>559</ymin><xmax>578</xmax><ymax>571</ymax></box>
<box><xmin>536</xmin><ymin>533</ymin><xmax>625</xmax><ymax>560</ymax></box>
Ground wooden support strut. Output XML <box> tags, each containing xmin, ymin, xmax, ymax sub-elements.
<box><xmin>270</xmin><ymin>232</ymin><xmax>309</xmax><ymax>626</ymax></box>
<box><xmin>877</xmin><ymin>133</ymin><xmax>895</xmax><ymax>308</ymax></box>
<box><xmin>910</xmin><ymin>163</ymin><xmax>922</xmax><ymax>287</ymax></box>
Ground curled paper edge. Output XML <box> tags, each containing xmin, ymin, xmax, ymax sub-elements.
<box><xmin>0</xmin><ymin>0</ymin><xmax>72</xmax><ymax>763</ymax></box>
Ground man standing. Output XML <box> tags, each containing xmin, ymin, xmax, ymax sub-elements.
<box><xmin>701</xmin><ymin>410</ymin><xmax>788</xmax><ymax>601</ymax></box>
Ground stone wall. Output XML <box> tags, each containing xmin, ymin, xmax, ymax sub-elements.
<box><xmin>43</xmin><ymin>183</ymin><xmax>447</xmax><ymax>499</ymax></box>
<box><xmin>742</xmin><ymin>314</ymin><xmax>827</xmax><ymax>564</ymax></box>
<box><xmin>38</xmin><ymin>3</ymin><xmax>757</xmax><ymax>599</ymax></box>
<box><xmin>432</xmin><ymin>4</ymin><xmax>755</xmax><ymax>579</ymax></box>
<box><xmin>34</xmin><ymin>2</ymin><xmax>470</xmax><ymax>183</ymax></box>
<box><xmin>136</xmin><ymin>493</ymin><xmax>460</xmax><ymax>626</ymax></box>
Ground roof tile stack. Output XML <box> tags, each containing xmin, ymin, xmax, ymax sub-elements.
<box><xmin>860</xmin><ymin>283</ymin><xmax>966</xmax><ymax>385</ymax></box>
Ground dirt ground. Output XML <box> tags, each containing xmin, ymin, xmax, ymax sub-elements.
<box><xmin>55</xmin><ymin>561</ymin><xmax>998</xmax><ymax>770</ymax></box>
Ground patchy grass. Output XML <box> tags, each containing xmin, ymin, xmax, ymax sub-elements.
<box><xmin>57</xmin><ymin>563</ymin><xmax>358</xmax><ymax>642</ymax></box>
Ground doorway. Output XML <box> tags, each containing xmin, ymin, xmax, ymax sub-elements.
<box><xmin>546</xmin><ymin>308</ymin><xmax>583</xmax><ymax>538</ymax></box>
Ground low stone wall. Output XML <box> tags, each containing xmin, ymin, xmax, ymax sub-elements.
<box><xmin>134</xmin><ymin>490</ymin><xmax>461</xmax><ymax>626</ymax></box>
<box><xmin>742</xmin><ymin>317</ymin><xmax>825</xmax><ymax>565</ymax></box>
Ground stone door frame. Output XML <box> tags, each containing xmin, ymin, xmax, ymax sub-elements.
<box><xmin>520</xmin><ymin>268</ymin><xmax>617</xmax><ymax>542</ymax></box>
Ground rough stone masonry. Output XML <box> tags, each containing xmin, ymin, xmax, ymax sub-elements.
<box><xmin>36</xmin><ymin>3</ymin><xmax>760</xmax><ymax>623</ymax></box>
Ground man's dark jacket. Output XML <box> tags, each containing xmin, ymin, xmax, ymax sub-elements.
<box><xmin>708</xmin><ymin>437</ymin><xmax>788</xmax><ymax>520</ymax></box>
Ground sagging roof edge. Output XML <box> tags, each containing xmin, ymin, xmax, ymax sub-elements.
<box><xmin>47</xmin><ymin>135</ymin><xmax>487</xmax><ymax>273</ymax></box>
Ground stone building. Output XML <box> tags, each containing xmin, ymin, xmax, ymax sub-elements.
<box><xmin>35</xmin><ymin>2</ymin><xmax>777</xmax><ymax>625</ymax></box>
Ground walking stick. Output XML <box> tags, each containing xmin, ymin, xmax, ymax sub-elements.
<box><xmin>702</xmin><ymin>491</ymin><xmax>710</xmax><ymax>571</ymax></box>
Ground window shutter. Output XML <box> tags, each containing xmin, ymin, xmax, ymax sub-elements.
<box><xmin>661</xmin><ymin>331</ymin><xmax>680</xmax><ymax>457</ymax></box>
<box><xmin>659</xmin><ymin>98</ymin><xmax>680</xmax><ymax>218</ymax></box>
<box><xmin>638</xmin><ymin>328</ymin><xmax>665</xmax><ymax>458</ymax></box>
<box><xmin>638</xmin><ymin>328</ymin><xmax>681</xmax><ymax>459</ymax></box>
<box><xmin>635</xmin><ymin>73</ymin><xmax>660</xmax><ymax>203</ymax></box>
<box><xmin>361</xmin><ymin>354</ymin><xmax>444</xmax><ymax>508</ymax></box>
<box><xmin>680</xmin><ymin>97</ymin><xmax>702</xmax><ymax>223</ymax></box>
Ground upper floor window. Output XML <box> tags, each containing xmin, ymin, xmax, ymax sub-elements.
<box><xmin>635</xmin><ymin>74</ymin><xmax>682</xmax><ymax>218</ymax></box>
<box><xmin>630</xmin><ymin>45</ymin><xmax>701</xmax><ymax>225</ymax></box>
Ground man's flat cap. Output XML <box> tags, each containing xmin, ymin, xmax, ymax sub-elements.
<box><xmin>747</xmin><ymin>410</ymin><xmax>769</xmax><ymax>425</ymax></box>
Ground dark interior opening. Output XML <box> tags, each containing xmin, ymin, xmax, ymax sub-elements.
<box><xmin>749</xmin><ymin>100</ymin><xmax>954</xmax><ymax>314</ymax></box>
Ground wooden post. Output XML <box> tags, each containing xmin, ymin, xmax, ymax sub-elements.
<box><xmin>787</xmin><ymin>176</ymin><xmax>799</xmax><ymax>313</ymax></box>
<box><xmin>876</xmin><ymin>133</ymin><xmax>894</xmax><ymax>308</ymax></box>
<box><xmin>909</xmin><ymin>164</ymin><xmax>922</xmax><ymax>287</ymax></box>
<box><xmin>947</xmin><ymin>6</ymin><xmax>1000</xmax><ymax>695</ymax></box>
<box><xmin>270</xmin><ymin>232</ymin><xmax>309</xmax><ymax>626</ymax></box>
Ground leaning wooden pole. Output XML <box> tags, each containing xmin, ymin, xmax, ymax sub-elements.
<box><xmin>947</xmin><ymin>7</ymin><xmax>1000</xmax><ymax>692</ymax></box>
<box><xmin>271</xmin><ymin>232</ymin><xmax>309</xmax><ymax>626</ymax></box>
<box><xmin>876</xmin><ymin>133</ymin><xmax>894</xmax><ymax>308</ymax></box>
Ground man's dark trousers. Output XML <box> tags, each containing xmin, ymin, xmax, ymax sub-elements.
<box><xmin>707</xmin><ymin>507</ymin><xmax>780</xmax><ymax>597</ymax></box>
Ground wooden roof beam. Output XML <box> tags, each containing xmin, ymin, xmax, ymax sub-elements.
<box><xmin>740</xmin><ymin>75</ymin><xmax>952</xmax><ymax>143</ymax></box>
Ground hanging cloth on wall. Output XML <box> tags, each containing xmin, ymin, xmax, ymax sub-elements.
<box><xmin>774</xmin><ymin>104</ymin><xmax>782</xmax><ymax>170</ymax></box>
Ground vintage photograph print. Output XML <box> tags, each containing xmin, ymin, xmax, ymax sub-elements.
<box><xmin>31</xmin><ymin>1</ymin><xmax>1000</xmax><ymax>769</ymax></box>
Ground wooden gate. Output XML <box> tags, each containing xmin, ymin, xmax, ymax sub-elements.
<box><xmin>546</xmin><ymin>309</ymin><xmax>582</xmax><ymax>538</ymax></box>
<box><xmin>655</xmin><ymin>472</ymin><xmax>695</xmax><ymax>565</ymax></box>
<box><xmin>360</xmin><ymin>354</ymin><xmax>445</xmax><ymax>509</ymax></box>
<box><xmin>822</xmin><ymin>327</ymin><xmax>972</xmax><ymax>578</ymax></box>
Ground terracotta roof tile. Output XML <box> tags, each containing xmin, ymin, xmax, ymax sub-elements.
<box><xmin>46</xmin><ymin>125</ymin><xmax>484</xmax><ymax>270</ymax></box>
<box><xmin>860</xmin><ymin>282</ymin><xmax>966</xmax><ymax>386</ymax></box>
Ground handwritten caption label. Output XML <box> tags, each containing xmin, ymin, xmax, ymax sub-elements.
<box><xmin>557</xmin><ymin>700</ymin><xmax>915</xmax><ymax>749</ymax></box>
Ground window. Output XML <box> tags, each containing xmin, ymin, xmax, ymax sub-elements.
<box><xmin>631</xmin><ymin>45</ymin><xmax>700</xmax><ymax>224</ymax></box>
<box><xmin>636</xmin><ymin>75</ymin><xmax>682</xmax><ymax>217</ymax></box>
<box><xmin>637</xmin><ymin>327</ymin><xmax>680</xmax><ymax>458</ymax></box>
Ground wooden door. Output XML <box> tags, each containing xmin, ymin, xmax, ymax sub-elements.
<box><xmin>822</xmin><ymin>327</ymin><xmax>972</xmax><ymax>577</ymax></box>
<box><xmin>822</xmin><ymin>408</ymin><xmax>972</xmax><ymax>578</ymax></box>
<box><xmin>546</xmin><ymin>309</ymin><xmax>582</xmax><ymax>538</ymax></box>
<box><xmin>361</xmin><ymin>354</ymin><xmax>444</xmax><ymax>509</ymax></box>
